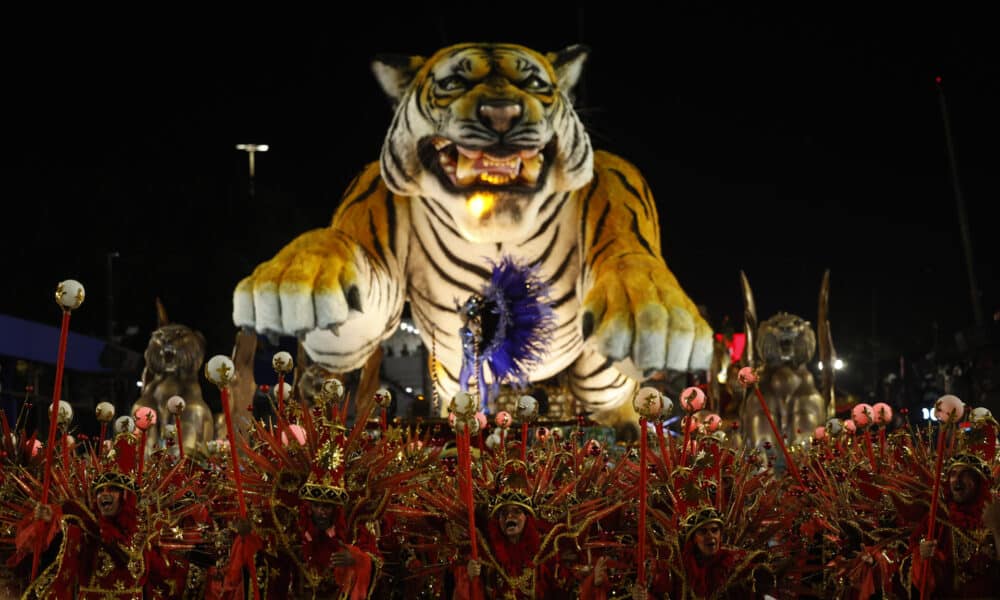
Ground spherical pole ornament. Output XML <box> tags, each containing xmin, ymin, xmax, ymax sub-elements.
<box><xmin>167</xmin><ymin>396</ymin><xmax>187</xmax><ymax>415</ymax></box>
<box><xmin>660</xmin><ymin>395</ymin><xmax>675</xmax><ymax>418</ymax></box>
<box><xmin>134</xmin><ymin>406</ymin><xmax>157</xmax><ymax>431</ymax></box>
<box><xmin>632</xmin><ymin>387</ymin><xmax>663</xmax><ymax>419</ymax></box>
<box><xmin>451</xmin><ymin>391</ymin><xmax>476</xmax><ymax>417</ymax></box>
<box><xmin>680</xmin><ymin>387</ymin><xmax>706</xmax><ymax>412</ymax></box>
<box><xmin>205</xmin><ymin>355</ymin><xmax>236</xmax><ymax>387</ymax></box>
<box><xmin>517</xmin><ymin>395</ymin><xmax>538</xmax><ymax>421</ymax></box>
<box><xmin>321</xmin><ymin>378</ymin><xmax>345</xmax><ymax>402</ymax></box>
<box><xmin>934</xmin><ymin>394</ymin><xmax>965</xmax><ymax>423</ymax></box>
<box><xmin>814</xmin><ymin>426</ymin><xmax>828</xmax><ymax>441</ymax></box>
<box><xmin>55</xmin><ymin>279</ymin><xmax>85</xmax><ymax>311</ymax></box>
<box><xmin>825</xmin><ymin>418</ymin><xmax>844</xmax><ymax>435</ymax></box>
<box><xmin>971</xmin><ymin>406</ymin><xmax>994</xmax><ymax>423</ymax></box>
<box><xmin>871</xmin><ymin>402</ymin><xmax>893</xmax><ymax>425</ymax></box>
<box><xmin>485</xmin><ymin>432</ymin><xmax>502</xmax><ymax>449</ymax></box>
<box><xmin>851</xmin><ymin>403</ymin><xmax>873</xmax><ymax>427</ymax></box>
<box><xmin>737</xmin><ymin>366</ymin><xmax>759</xmax><ymax>386</ymax></box>
<box><xmin>272</xmin><ymin>351</ymin><xmax>294</xmax><ymax>374</ymax></box>
<box><xmin>843</xmin><ymin>419</ymin><xmax>857</xmax><ymax>435</ymax></box>
<box><xmin>95</xmin><ymin>402</ymin><xmax>116</xmax><ymax>423</ymax></box>
<box><xmin>495</xmin><ymin>411</ymin><xmax>513</xmax><ymax>429</ymax></box>
<box><xmin>114</xmin><ymin>416</ymin><xmax>136</xmax><ymax>434</ymax></box>
<box><xmin>374</xmin><ymin>388</ymin><xmax>393</xmax><ymax>409</ymax></box>
<box><xmin>55</xmin><ymin>400</ymin><xmax>73</xmax><ymax>427</ymax></box>
<box><xmin>703</xmin><ymin>413</ymin><xmax>722</xmax><ymax>433</ymax></box>
<box><xmin>273</xmin><ymin>382</ymin><xmax>293</xmax><ymax>401</ymax></box>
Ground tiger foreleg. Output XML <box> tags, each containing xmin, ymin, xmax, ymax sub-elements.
<box><xmin>580</xmin><ymin>252</ymin><xmax>713</xmax><ymax>377</ymax></box>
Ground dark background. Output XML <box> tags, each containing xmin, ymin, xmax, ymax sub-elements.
<box><xmin>3</xmin><ymin>7</ymin><xmax>997</xmax><ymax>403</ymax></box>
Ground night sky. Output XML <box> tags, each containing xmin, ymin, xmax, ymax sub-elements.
<box><xmin>5</xmin><ymin>8</ymin><xmax>997</xmax><ymax>395</ymax></box>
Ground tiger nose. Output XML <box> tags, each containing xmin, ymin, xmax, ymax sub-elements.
<box><xmin>478</xmin><ymin>100</ymin><xmax>522</xmax><ymax>134</ymax></box>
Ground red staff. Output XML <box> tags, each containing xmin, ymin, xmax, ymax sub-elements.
<box><xmin>272</xmin><ymin>351</ymin><xmax>294</xmax><ymax>418</ymax></box>
<box><xmin>919</xmin><ymin>394</ymin><xmax>964</xmax><ymax>600</ymax></box>
<box><xmin>206</xmin><ymin>354</ymin><xmax>261</xmax><ymax>600</ymax></box>
<box><xmin>167</xmin><ymin>396</ymin><xmax>186</xmax><ymax>461</ymax></box>
<box><xmin>32</xmin><ymin>279</ymin><xmax>85</xmax><ymax>581</ymax></box>
<box><xmin>95</xmin><ymin>401</ymin><xmax>115</xmax><ymax>451</ymax></box>
<box><xmin>133</xmin><ymin>406</ymin><xmax>157</xmax><ymax>487</ymax></box>
<box><xmin>738</xmin><ymin>367</ymin><xmax>807</xmax><ymax>490</ymax></box>
<box><xmin>632</xmin><ymin>387</ymin><xmax>665</xmax><ymax>588</ymax></box>
<box><xmin>517</xmin><ymin>395</ymin><xmax>538</xmax><ymax>461</ymax></box>
<box><xmin>450</xmin><ymin>390</ymin><xmax>483</xmax><ymax>600</ymax></box>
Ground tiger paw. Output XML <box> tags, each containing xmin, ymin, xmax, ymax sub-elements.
<box><xmin>580</xmin><ymin>253</ymin><xmax>713</xmax><ymax>374</ymax></box>
<box><xmin>233</xmin><ymin>228</ymin><xmax>370</xmax><ymax>337</ymax></box>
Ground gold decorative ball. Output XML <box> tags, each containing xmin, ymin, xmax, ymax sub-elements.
<box><xmin>55</xmin><ymin>279</ymin><xmax>85</xmax><ymax>310</ymax></box>
<box><xmin>205</xmin><ymin>355</ymin><xmax>236</xmax><ymax>386</ymax></box>
<box><xmin>272</xmin><ymin>351</ymin><xmax>294</xmax><ymax>374</ymax></box>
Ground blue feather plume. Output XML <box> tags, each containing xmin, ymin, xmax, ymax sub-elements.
<box><xmin>458</xmin><ymin>256</ymin><xmax>556</xmax><ymax>412</ymax></box>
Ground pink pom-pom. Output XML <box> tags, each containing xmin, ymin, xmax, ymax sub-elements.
<box><xmin>475</xmin><ymin>411</ymin><xmax>488</xmax><ymax>430</ymax></box>
<box><xmin>814</xmin><ymin>426</ymin><xmax>827</xmax><ymax>440</ymax></box>
<box><xmin>535</xmin><ymin>426</ymin><xmax>550</xmax><ymax>441</ymax></box>
<box><xmin>134</xmin><ymin>407</ymin><xmax>157</xmax><ymax>431</ymax></box>
<box><xmin>680</xmin><ymin>387</ymin><xmax>706</xmax><ymax>412</ymax></box>
<box><xmin>851</xmin><ymin>403</ymin><xmax>873</xmax><ymax>427</ymax></box>
<box><xmin>843</xmin><ymin>419</ymin><xmax>857</xmax><ymax>434</ymax></box>
<box><xmin>29</xmin><ymin>439</ymin><xmax>43</xmax><ymax>457</ymax></box>
<box><xmin>495</xmin><ymin>411</ymin><xmax>512</xmax><ymax>429</ymax></box>
<box><xmin>934</xmin><ymin>394</ymin><xmax>964</xmax><ymax>423</ymax></box>
<box><xmin>737</xmin><ymin>367</ymin><xmax>758</xmax><ymax>386</ymax></box>
<box><xmin>703</xmin><ymin>413</ymin><xmax>722</xmax><ymax>433</ymax></box>
<box><xmin>872</xmin><ymin>402</ymin><xmax>893</xmax><ymax>425</ymax></box>
<box><xmin>280</xmin><ymin>424</ymin><xmax>307</xmax><ymax>447</ymax></box>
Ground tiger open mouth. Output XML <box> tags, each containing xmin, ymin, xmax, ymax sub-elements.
<box><xmin>421</xmin><ymin>137</ymin><xmax>553</xmax><ymax>191</ymax></box>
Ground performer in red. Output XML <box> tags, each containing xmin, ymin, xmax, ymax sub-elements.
<box><xmin>458</xmin><ymin>473</ymin><xmax>559</xmax><ymax>599</ymax></box>
<box><xmin>907</xmin><ymin>452</ymin><xmax>1000</xmax><ymax>597</ymax></box>
<box><xmin>16</xmin><ymin>427</ymin><xmax>198</xmax><ymax>599</ymax></box>
<box><xmin>635</xmin><ymin>505</ymin><xmax>772</xmax><ymax>600</ymax></box>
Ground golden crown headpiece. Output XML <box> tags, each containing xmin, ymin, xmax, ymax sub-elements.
<box><xmin>298</xmin><ymin>430</ymin><xmax>349</xmax><ymax>505</ymax></box>
<box><xmin>680</xmin><ymin>505</ymin><xmax>724</xmax><ymax>544</ymax></box>
<box><xmin>93</xmin><ymin>430</ymin><xmax>138</xmax><ymax>493</ymax></box>
<box><xmin>947</xmin><ymin>452</ymin><xmax>992</xmax><ymax>483</ymax></box>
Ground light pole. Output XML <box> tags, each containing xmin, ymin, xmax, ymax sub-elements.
<box><xmin>236</xmin><ymin>143</ymin><xmax>269</xmax><ymax>201</ymax></box>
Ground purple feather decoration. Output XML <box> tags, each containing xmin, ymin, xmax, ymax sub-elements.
<box><xmin>459</xmin><ymin>256</ymin><xmax>556</xmax><ymax>412</ymax></box>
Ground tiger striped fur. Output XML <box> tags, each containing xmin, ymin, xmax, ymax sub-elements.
<box><xmin>233</xmin><ymin>43</ymin><xmax>713</xmax><ymax>429</ymax></box>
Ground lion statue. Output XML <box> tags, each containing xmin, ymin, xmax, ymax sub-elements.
<box><xmin>132</xmin><ymin>300</ymin><xmax>215</xmax><ymax>458</ymax></box>
<box><xmin>736</xmin><ymin>270</ymin><xmax>834</xmax><ymax>451</ymax></box>
<box><xmin>232</xmin><ymin>42</ymin><xmax>713</xmax><ymax>431</ymax></box>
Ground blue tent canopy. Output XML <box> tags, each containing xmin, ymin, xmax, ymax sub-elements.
<box><xmin>0</xmin><ymin>313</ymin><xmax>136</xmax><ymax>373</ymax></box>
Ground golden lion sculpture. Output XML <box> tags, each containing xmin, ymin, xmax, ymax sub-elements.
<box><xmin>132</xmin><ymin>301</ymin><xmax>215</xmax><ymax>458</ymax></box>
<box><xmin>736</xmin><ymin>270</ymin><xmax>835</xmax><ymax>451</ymax></box>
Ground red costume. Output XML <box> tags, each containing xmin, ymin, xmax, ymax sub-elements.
<box><xmin>906</xmin><ymin>453</ymin><xmax>999</xmax><ymax>598</ymax></box>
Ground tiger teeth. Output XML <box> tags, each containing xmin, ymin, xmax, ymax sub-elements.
<box><xmin>456</xmin><ymin>154</ymin><xmax>478</xmax><ymax>185</ymax></box>
<box><xmin>432</xmin><ymin>137</ymin><xmax>453</xmax><ymax>150</ymax></box>
<box><xmin>519</xmin><ymin>154</ymin><xmax>543</xmax><ymax>184</ymax></box>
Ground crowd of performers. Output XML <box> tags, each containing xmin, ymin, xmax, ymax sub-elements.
<box><xmin>1</xmin><ymin>359</ymin><xmax>999</xmax><ymax>599</ymax></box>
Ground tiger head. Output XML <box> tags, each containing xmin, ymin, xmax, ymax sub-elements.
<box><xmin>373</xmin><ymin>43</ymin><xmax>593</xmax><ymax>243</ymax></box>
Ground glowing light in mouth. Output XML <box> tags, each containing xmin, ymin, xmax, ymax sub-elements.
<box><xmin>466</xmin><ymin>193</ymin><xmax>495</xmax><ymax>218</ymax></box>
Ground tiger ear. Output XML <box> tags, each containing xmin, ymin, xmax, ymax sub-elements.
<box><xmin>372</xmin><ymin>54</ymin><xmax>427</xmax><ymax>103</ymax></box>
<box><xmin>547</xmin><ymin>44</ymin><xmax>590</xmax><ymax>94</ymax></box>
